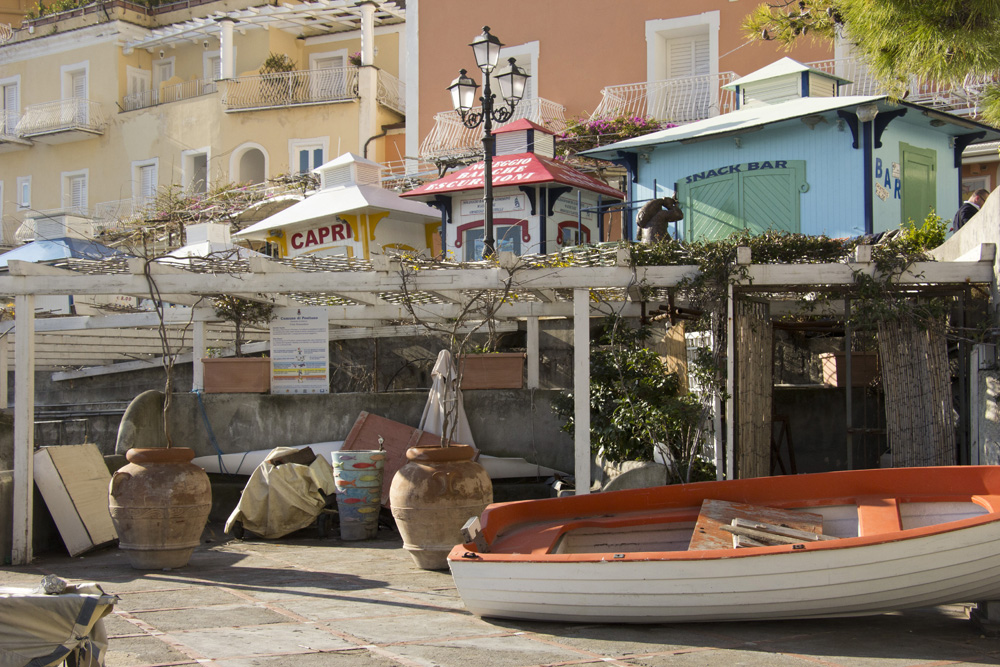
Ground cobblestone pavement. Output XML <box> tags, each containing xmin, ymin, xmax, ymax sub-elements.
<box><xmin>3</xmin><ymin>522</ymin><xmax>1000</xmax><ymax>667</ymax></box>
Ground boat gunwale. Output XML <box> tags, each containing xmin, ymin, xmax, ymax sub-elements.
<box><xmin>448</xmin><ymin>466</ymin><xmax>1000</xmax><ymax>565</ymax></box>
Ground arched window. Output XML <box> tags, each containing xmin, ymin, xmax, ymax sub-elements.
<box><xmin>231</xmin><ymin>143</ymin><xmax>268</xmax><ymax>184</ymax></box>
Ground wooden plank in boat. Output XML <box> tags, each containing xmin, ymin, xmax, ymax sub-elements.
<box><xmin>688</xmin><ymin>499</ymin><xmax>824</xmax><ymax>550</ymax></box>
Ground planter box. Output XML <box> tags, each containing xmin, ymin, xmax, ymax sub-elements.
<box><xmin>202</xmin><ymin>357</ymin><xmax>271</xmax><ymax>393</ymax></box>
<box><xmin>459</xmin><ymin>353</ymin><xmax>525</xmax><ymax>389</ymax></box>
<box><xmin>819</xmin><ymin>352</ymin><xmax>879</xmax><ymax>387</ymax></box>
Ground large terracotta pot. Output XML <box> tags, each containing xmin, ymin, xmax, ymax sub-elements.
<box><xmin>389</xmin><ymin>444</ymin><xmax>492</xmax><ymax>570</ymax></box>
<box><xmin>108</xmin><ymin>447</ymin><xmax>212</xmax><ymax>570</ymax></box>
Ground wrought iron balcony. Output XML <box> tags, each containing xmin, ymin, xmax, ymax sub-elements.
<box><xmin>419</xmin><ymin>97</ymin><xmax>567</xmax><ymax>162</ymax></box>
<box><xmin>122</xmin><ymin>78</ymin><xmax>217</xmax><ymax>112</ymax></box>
<box><xmin>223</xmin><ymin>67</ymin><xmax>359</xmax><ymax>112</ymax></box>
<box><xmin>806</xmin><ymin>58</ymin><xmax>996</xmax><ymax>116</ymax></box>
<box><xmin>15</xmin><ymin>98</ymin><xmax>107</xmax><ymax>143</ymax></box>
<box><xmin>377</xmin><ymin>69</ymin><xmax>405</xmax><ymax>115</ymax></box>
<box><xmin>589</xmin><ymin>72</ymin><xmax>738</xmax><ymax>124</ymax></box>
<box><xmin>0</xmin><ymin>110</ymin><xmax>31</xmax><ymax>152</ymax></box>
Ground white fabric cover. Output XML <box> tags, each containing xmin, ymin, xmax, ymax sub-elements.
<box><xmin>419</xmin><ymin>350</ymin><xmax>476</xmax><ymax>447</ymax></box>
<box><xmin>225</xmin><ymin>447</ymin><xmax>337</xmax><ymax>539</ymax></box>
<box><xmin>0</xmin><ymin>583</ymin><xmax>116</xmax><ymax>667</ymax></box>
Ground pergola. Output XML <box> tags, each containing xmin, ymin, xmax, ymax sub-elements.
<box><xmin>1</xmin><ymin>243</ymin><xmax>994</xmax><ymax>564</ymax></box>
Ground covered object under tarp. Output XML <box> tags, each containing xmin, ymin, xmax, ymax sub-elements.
<box><xmin>0</xmin><ymin>582</ymin><xmax>116</xmax><ymax>667</ymax></box>
<box><xmin>225</xmin><ymin>447</ymin><xmax>338</xmax><ymax>539</ymax></box>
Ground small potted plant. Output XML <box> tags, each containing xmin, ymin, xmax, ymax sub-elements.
<box><xmin>202</xmin><ymin>295</ymin><xmax>276</xmax><ymax>393</ymax></box>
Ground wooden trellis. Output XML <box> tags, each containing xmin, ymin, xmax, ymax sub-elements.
<box><xmin>878</xmin><ymin>318</ymin><xmax>955</xmax><ymax>467</ymax></box>
<box><xmin>736</xmin><ymin>299</ymin><xmax>772</xmax><ymax>479</ymax></box>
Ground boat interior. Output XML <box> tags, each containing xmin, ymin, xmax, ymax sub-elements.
<box><xmin>486</xmin><ymin>497</ymin><xmax>997</xmax><ymax>556</ymax></box>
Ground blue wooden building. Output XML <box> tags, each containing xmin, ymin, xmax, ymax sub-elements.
<box><xmin>585</xmin><ymin>58</ymin><xmax>1000</xmax><ymax>240</ymax></box>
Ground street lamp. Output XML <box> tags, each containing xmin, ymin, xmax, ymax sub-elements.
<box><xmin>448</xmin><ymin>26</ymin><xmax>530</xmax><ymax>258</ymax></box>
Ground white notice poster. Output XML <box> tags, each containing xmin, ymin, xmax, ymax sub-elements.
<box><xmin>270</xmin><ymin>306</ymin><xmax>329</xmax><ymax>394</ymax></box>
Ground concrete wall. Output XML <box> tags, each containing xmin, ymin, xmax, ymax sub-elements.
<box><xmin>115</xmin><ymin>389</ymin><xmax>577</xmax><ymax>475</ymax></box>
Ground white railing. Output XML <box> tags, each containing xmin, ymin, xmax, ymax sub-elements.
<box><xmin>92</xmin><ymin>197</ymin><xmax>157</xmax><ymax>231</ymax></box>
<box><xmin>224</xmin><ymin>67</ymin><xmax>359</xmax><ymax>111</ymax></box>
<box><xmin>379</xmin><ymin>158</ymin><xmax>441</xmax><ymax>191</ymax></box>
<box><xmin>15</xmin><ymin>98</ymin><xmax>106</xmax><ymax>136</ymax></box>
<box><xmin>377</xmin><ymin>69</ymin><xmax>405</xmax><ymax>115</ymax></box>
<box><xmin>122</xmin><ymin>78</ymin><xmax>217</xmax><ymax>112</ymax></box>
<box><xmin>419</xmin><ymin>97</ymin><xmax>567</xmax><ymax>160</ymax></box>
<box><xmin>590</xmin><ymin>72</ymin><xmax>738</xmax><ymax>124</ymax></box>
<box><xmin>807</xmin><ymin>58</ymin><xmax>997</xmax><ymax>115</ymax></box>
<box><xmin>1</xmin><ymin>109</ymin><xmax>18</xmax><ymax>135</ymax></box>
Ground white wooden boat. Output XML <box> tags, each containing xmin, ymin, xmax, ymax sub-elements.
<box><xmin>448</xmin><ymin>466</ymin><xmax>1000</xmax><ymax>623</ymax></box>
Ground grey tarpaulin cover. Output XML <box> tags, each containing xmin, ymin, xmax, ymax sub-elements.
<box><xmin>419</xmin><ymin>349</ymin><xmax>476</xmax><ymax>447</ymax></box>
<box><xmin>225</xmin><ymin>447</ymin><xmax>337</xmax><ymax>539</ymax></box>
<box><xmin>0</xmin><ymin>581</ymin><xmax>116</xmax><ymax>667</ymax></box>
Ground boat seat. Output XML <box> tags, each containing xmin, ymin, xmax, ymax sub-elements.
<box><xmin>855</xmin><ymin>496</ymin><xmax>901</xmax><ymax>536</ymax></box>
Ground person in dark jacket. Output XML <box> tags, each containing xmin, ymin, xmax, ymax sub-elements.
<box><xmin>952</xmin><ymin>188</ymin><xmax>990</xmax><ymax>230</ymax></box>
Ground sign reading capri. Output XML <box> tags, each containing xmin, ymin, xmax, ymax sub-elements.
<box><xmin>684</xmin><ymin>161</ymin><xmax>791</xmax><ymax>183</ymax></box>
<box><xmin>290</xmin><ymin>221</ymin><xmax>353</xmax><ymax>251</ymax></box>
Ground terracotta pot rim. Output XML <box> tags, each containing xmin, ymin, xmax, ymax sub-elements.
<box><xmin>126</xmin><ymin>447</ymin><xmax>196</xmax><ymax>464</ymax></box>
<box><xmin>405</xmin><ymin>444</ymin><xmax>476</xmax><ymax>463</ymax></box>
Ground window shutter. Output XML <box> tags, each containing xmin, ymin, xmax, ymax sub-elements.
<box><xmin>666</xmin><ymin>35</ymin><xmax>709</xmax><ymax>78</ymax></box>
<box><xmin>139</xmin><ymin>165</ymin><xmax>156</xmax><ymax>200</ymax></box>
<box><xmin>70</xmin><ymin>175</ymin><xmax>87</xmax><ymax>210</ymax></box>
<box><xmin>3</xmin><ymin>84</ymin><xmax>16</xmax><ymax>112</ymax></box>
<box><xmin>299</xmin><ymin>149</ymin><xmax>309</xmax><ymax>173</ymax></box>
<box><xmin>72</xmin><ymin>72</ymin><xmax>87</xmax><ymax>99</ymax></box>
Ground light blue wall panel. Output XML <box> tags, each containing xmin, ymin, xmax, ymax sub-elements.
<box><xmin>634</xmin><ymin>116</ymin><xmax>866</xmax><ymax>240</ymax></box>
<box><xmin>873</xmin><ymin>118</ymin><xmax>959</xmax><ymax>234</ymax></box>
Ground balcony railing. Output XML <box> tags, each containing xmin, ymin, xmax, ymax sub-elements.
<box><xmin>806</xmin><ymin>58</ymin><xmax>995</xmax><ymax>115</ymax></box>
<box><xmin>419</xmin><ymin>97</ymin><xmax>567</xmax><ymax>161</ymax></box>
<box><xmin>224</xmin><ymin>67</ymin><xmax>359</xmax><ymax>112</ymax></box>
<box><xmin>589</xmin><ymin>72</ymin><xmax>738</xmax><ymax>124</ymax></box>
<box><xmin>15</xmin><ymin>98</ymin><xmax>106</xmax><ymax>137</ymax></box>
<box><xmin>92</xmin><ymin>197</ymin><xmax>157</xmax><ymax>231</ymax></box>
<box><xmin>122</xmin><ymin>78</ymin><xmax>217</xmax><ymax>112</ymax></box>
<box><xmin>377</xmin><ymin>69</ymin><xmax>405</xmax><ymax>115</ymax></box>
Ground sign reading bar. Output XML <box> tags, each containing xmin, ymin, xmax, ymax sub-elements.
<box><xmin>270</xmin><ymin>306</ymin><xmax>329</xmax><ymax>394</ymax></box>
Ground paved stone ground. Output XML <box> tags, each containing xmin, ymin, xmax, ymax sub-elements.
<box><xmin>4</xmin><ymin>521</ymin><xmax>1000</xmax><ymax>667</ymax></box>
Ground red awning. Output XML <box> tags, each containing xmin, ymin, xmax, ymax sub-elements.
<box><xmin>401</xmin><ymin>153</ymin><xmax>624</xmax><ymax>200</ymax></box>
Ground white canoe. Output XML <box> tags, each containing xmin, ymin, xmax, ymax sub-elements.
<box><xmin>448</xmin><ymin>466</ymin><xmax>1000</xmax><ymax>623</ymax></box>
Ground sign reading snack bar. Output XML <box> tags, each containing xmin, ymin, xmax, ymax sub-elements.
<box><xmin>271</xmin><ymin>306</ymin><xmax>329</xmax><ymax>394</ymax></box>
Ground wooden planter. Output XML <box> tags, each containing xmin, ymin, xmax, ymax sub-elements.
<box><xmin>819</xmin><ymin>352</ymin><xmax>879</xmax><ymax>387</ymax></box>
<box><xmin>459</xmin><ymin>353</ymin><xmax>526</xmax><ymax>390</ymax></box>
<box><xmin>202</xmin><ymin>357</ymin><xmax>271</xmax><ymax>393</ymax></box>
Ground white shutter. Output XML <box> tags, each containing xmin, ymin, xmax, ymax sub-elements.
<box><xmin>138</xmin><ymin>164</ymin><xmax>156</xmax><ymax>200</ymax></box>
<box><xmin>69</xmin><ymin>175</ymin><xmax>87</xmax><ymax>211</ymax></box>
<box><xmin>71</xmin><ymin>71</ymin><xmax>87</xmax><ymax>99</ymax></box>
<box><xmin>210</xmin><ymin>56</ymin><xmax>222</xmax><ymax>80</ymax></box>
<box><xmin>666</xmin><ymin>35</ymin><xmax>709</xmax><ymax>78</ymax></box>
<box><xmin>2</xmin><ymin>84</ymin><xmax>16</xmax><ymax>133</ymax></box>
<box><xmin>154</xmin><ymin>61</ymin><xmax>174</xmax><ymax>86</ymax></box>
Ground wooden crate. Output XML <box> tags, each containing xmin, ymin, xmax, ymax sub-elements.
<box><xmin>819</xmin><ymin>352</ymin><xmax>879</xmax><ymax>387</ymax></box>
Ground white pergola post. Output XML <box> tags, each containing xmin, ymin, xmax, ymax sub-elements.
<box><xmin>573</xmin><ymin>289</ymin><xmax>590</xmax><ymax>494</ymax></box>
<box><xmin>725</xmin><ymin>282</ymin><xmax>735</xmax><ymax>481</ymax></box>
<box><xmin>192</xmin><ymin>319</ymin><xmax>206</xmax><ymax>391</ymax></box>
<box><xmin>12</xmin><ymin>294</ymin><xmax>34</xmax><ymax>565</ymax></box>
<box><xmin>0</xmin><ymin>335</ymin><xmax>8</xmax><ymax>408</ymax></box>
<box><xmin>526</xmin><ymin>316</ymin><xmax>539</xmax><ymax>389</ymax></box>
<box><xmin>357</xmin><ymin>0</ymin><xmax>378</xmax><ymax>156</ymax></box>
<box><xmin>219</xmin><ymin>19</ymin><xmax>236</xmax><ymax>80</ymax></box>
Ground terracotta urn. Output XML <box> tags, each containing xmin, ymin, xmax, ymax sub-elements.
<box><xmin>389</xmin><ymin>444</ymin><xmax>492</xmax><ymax>570</ymax></box>
<box><xmin>108</xmin><ymin>447</ymin><xmax>212</xmax><ymax>569</ymax></box>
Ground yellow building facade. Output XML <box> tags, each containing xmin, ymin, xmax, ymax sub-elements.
<box><xmin>0</xmin><ymin>0</ymin><xmax>406</xmax><ymax>247</ymax></box>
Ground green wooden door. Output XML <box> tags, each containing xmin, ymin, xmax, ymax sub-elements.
<box><xmin>683</xmin><ymin>172</ymin><xmax>740</xmax><ymax>241</ymax></box>
<box><xmin>742</xmin><ymin>169</ymin><xmax>801</xmax><ymax>234</ymax></box>
<box><xmin>678</xmin><ymin>161</ymin><xmax>807</xmax><ymax>241</ymax></box>
<box><xmin>900</xmin><ymin>143</ymin><xmax>937</xmax><ymax>225</ymax></box>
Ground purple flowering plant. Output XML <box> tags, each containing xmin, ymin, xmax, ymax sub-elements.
<box><xmin>556</xmin><ymin>114</ymin><xmax>674</xmax><ymax>158</ymax></box>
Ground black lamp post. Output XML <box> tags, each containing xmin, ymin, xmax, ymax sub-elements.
<box><xmin>448</xmin><ymin>26</ymin><xmax>530</xmax><ymax>258</ymax></box>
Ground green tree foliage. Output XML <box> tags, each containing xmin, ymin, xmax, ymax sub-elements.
<box><xmin>553</xmin><ymin>316</ymin><xmax>714</xmax><ymax>484</ymax></box>
<box><xmin>212</xmin><ymin>296</ymin><xmax>275</xmax><ymax>358</ymax></box>
<box><xmin>742</xmin><ymin>0</ymin><xmax>1000</xmax><ymax>123</ymax></box>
